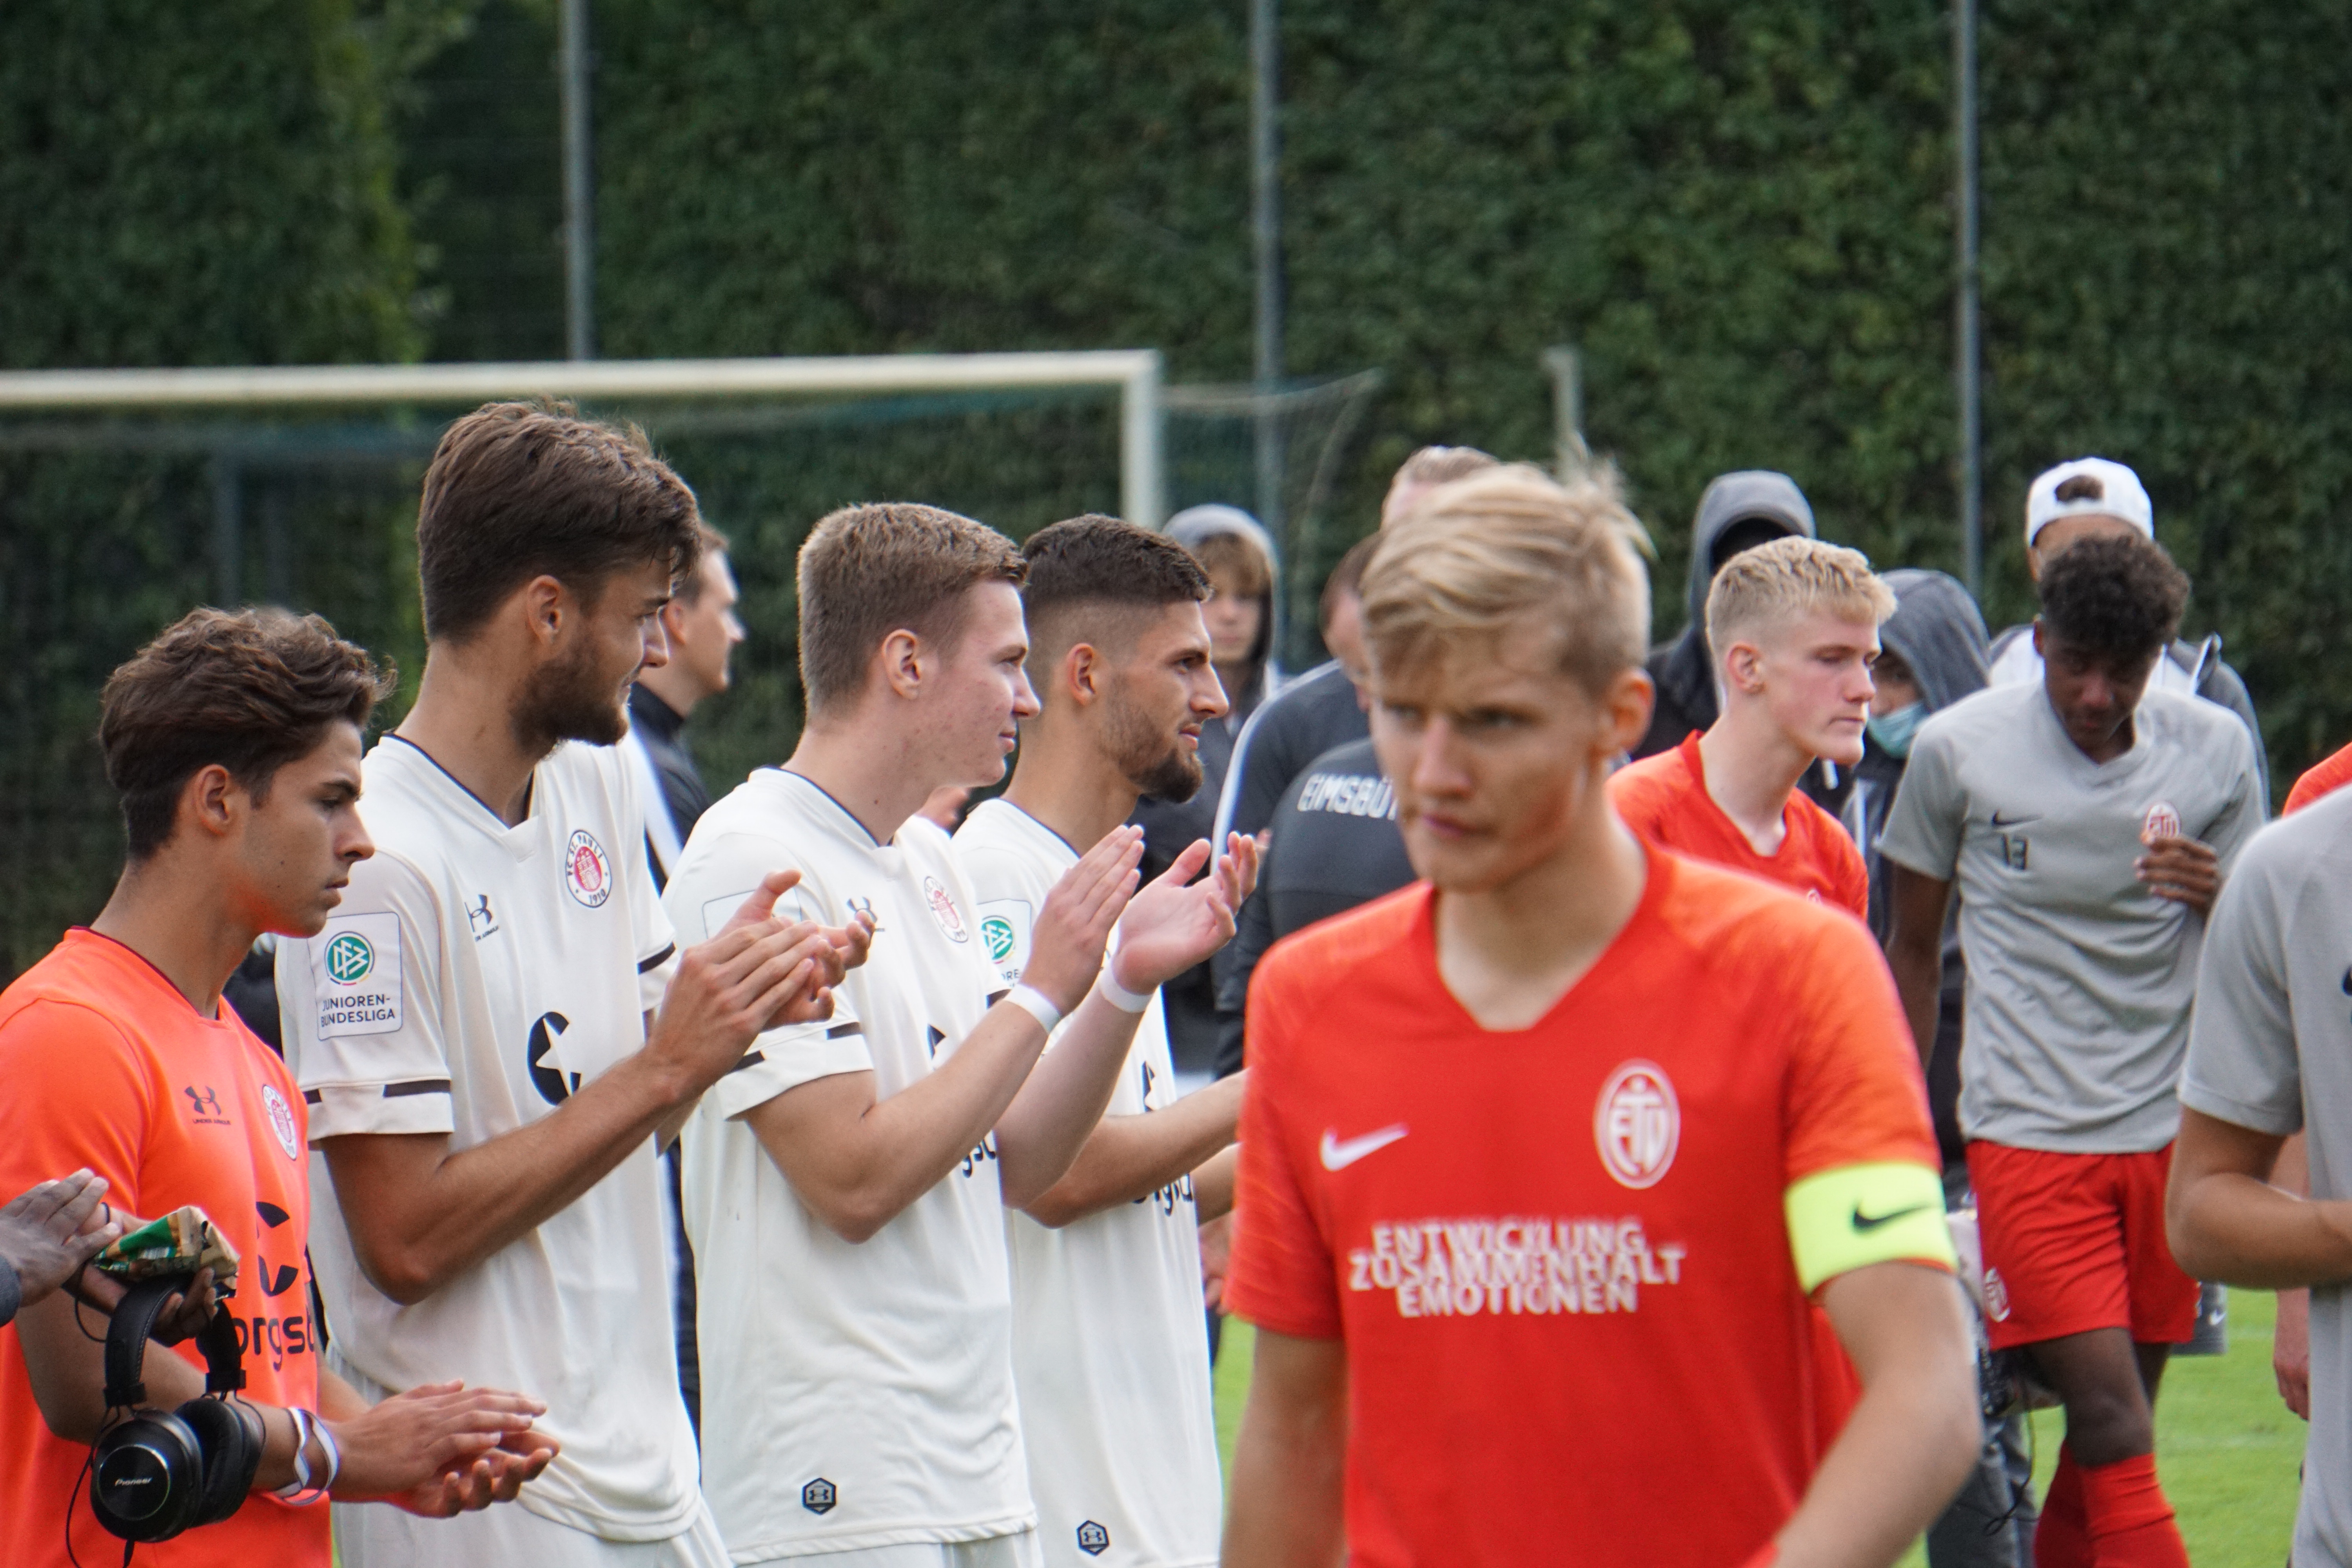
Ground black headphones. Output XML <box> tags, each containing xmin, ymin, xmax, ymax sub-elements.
<box><xmin>89</xmin><ymin>1278</ymin><xmax>264</xmax><ymax>1543</ymax></box>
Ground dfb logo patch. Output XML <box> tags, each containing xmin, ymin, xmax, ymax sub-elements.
<box><xmin>801</xmin><ymin>1477</ymin><xmax>837</xmax><ymax>1515</ymax></box>
<box><xmin>1076</xmin><ymin>1521</ymin><xmax>1111</xmax><ymax>1556</ymax></box>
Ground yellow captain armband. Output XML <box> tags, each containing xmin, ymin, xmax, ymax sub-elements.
<box><xmin>1784</xmin><ymin>1161</ymin><xmax>1957</xmax><ymax>1294</ymax></box>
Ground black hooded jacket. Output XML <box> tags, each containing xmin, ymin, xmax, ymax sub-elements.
<box><xmin>1846</xmin><ymin>569</ymin><xmax>1988</xmax><ymax>1167</ymax></box>
<box><xmin>1634</xmin><ymin>471</ymin><xmax>1818</xmax><ymax>759</ymax></box>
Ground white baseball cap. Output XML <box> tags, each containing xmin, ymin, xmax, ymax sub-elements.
<box><xmin>2025</xmin><ymin>457</ymin><xmax>2152</xmax><ymax>546</ymax></box>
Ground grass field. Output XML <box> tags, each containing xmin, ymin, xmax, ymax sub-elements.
<box><xmin>1212</xmin><ymin>1288</ymin><xmax>2307</xmax><ymax>1563</ymax></box>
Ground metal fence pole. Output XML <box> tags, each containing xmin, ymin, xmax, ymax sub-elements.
<box><xmin>1955</xmin><ymin>0</ymin><xmax>1983</xmax><ymax>595</ymax></box>
<box><xmin>561</xmin><ymin>0</ymin><xmax>596</xmax><ymax>361</ymax></box>
<box><xmin>1250</xmin><ymin>0</ymin><xmax>1285</xmax><ymax>541</ymax></box>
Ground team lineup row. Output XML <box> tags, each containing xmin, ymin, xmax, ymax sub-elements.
<box><xmin>0</xmin><ymin>401</ymin><xmax>2342</xmax><ymax>1568</ymax></box>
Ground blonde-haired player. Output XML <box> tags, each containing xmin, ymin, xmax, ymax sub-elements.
<box><xmin>1220</xmin><ymin>464</ymin><xmax>1977</xmax><ymax>1568</ymax></box>
<box><xmin>1612</xmin><ymin>534</ymin><xmax>1895</xmax><ymax>916</ymax></box>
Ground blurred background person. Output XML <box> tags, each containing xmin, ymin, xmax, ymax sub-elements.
<box><xmin>1842</xmin><ymin>568</ymin><xmax>2031</xmax><ymax>1568</ymax></box>
<box><xmin>623</xmin><ymin>523</ymin><xmax>744</xmax><ymax>888</ymax></box>
<box><xmin>1132</xmin><ymin>505</ymin><xmax>1280</xmax><ymax>1075</ymax></box>
<box><xmin>614</xmin><ymin>523</ymin><xmax>743</xmax><ymax>1446</ymax></box>
<box><xmin>1635</xmin><ymin>469</ymin><xmax>1818</xmax><ymax>759</ymax></box>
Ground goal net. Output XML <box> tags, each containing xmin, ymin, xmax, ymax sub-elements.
<box><xmin>0</xmin><ymin>353</ymin><xmax>1380</xmax><ymax>975</ymax></box>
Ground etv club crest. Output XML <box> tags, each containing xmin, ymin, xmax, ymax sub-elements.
<box><xmin>1594</xmin><ymin>1060</ymin><xmax>1680</xmax><ymax>1190</ymax></box>
<box><xmin>565</xmin><ymin>829</ymin><xmax>613</xmax><ymax>908</ymax></box>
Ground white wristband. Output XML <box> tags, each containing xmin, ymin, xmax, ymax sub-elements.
<box><xmin>271</xmin><ymin>1406</ymin><xmax>333</xmax><ymax>1506</ymax></box>
<box><xmin>1095</xmin><ymin>967</ymin><xmax>1152</xmax><ymax>1015</ymax></box>
<box><xmin>1005</xmin><ymin>983</ymin><xmax>1062</xmax><ymax>1034</ymax></box>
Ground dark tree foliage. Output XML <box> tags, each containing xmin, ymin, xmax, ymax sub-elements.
<box><xmin>0</xmin><ymin>0</ymin><xmax>437</xmax><ymax>973</ymax></box>
<box><xmin>7</xmin><ymin>0</ymin><xmax>2352</xmax><ymax>978</ymax></box>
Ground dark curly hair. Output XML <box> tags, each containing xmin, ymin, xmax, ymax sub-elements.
<box><xmin>102</xmin><ymin>607</ymin><xmax>398</xmax><ymax>859</ymax></box>
<box><xmin>2036</xmin><ymin>532</ymin><xmax>2189</xmax><ymax>667</ymax></box>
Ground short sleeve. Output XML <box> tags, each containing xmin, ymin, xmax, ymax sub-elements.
<box><xmin>1773</xmin><ymin>912</ymin><xmax>1953</xmax><ymax>1291</ymax></box>
<box><xmin>2180</xmin><ymin>842</ymin><xmax>2301</xmax><ymax>1137</ymax></box>
<box><xmin>2201</xmin><ymin>723</ymin><xmax>2269</xmax><ymax>875</ymax></box>
<box><xmin>616</xmin><ymin>746</ymin><xmax>682</xmax><ymax>1011</ymax></box>
<box><xmin>1874</xmin><ymin>721</ymin><xmax>1966</xmax><ymax>881</ymax></box>
<box><xmin>0</xmin><ymin>1000</ymin><xmax>157</xmax><ymax>1212</ymax></box>
<box><xmin>1221</xmin><ymin>967</ymin><xmax>1343</xmax><ymax>1340</ymax></box>
<box><xmin>661</xmin><ymin>831</ymin><xmax>872</xmax><ymax>1120</ymax></box>
<box><xmin>278</xmin><ymin>851</ymin><xmax>457</xmax><ymax>1139</ymax></box>
<box><xmin>953</xmin><ymin>842</ymin><xmax>1039</xmax><ymax>991</ymax></box>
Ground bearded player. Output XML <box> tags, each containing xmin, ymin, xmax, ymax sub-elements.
<box><xmin>955</xmin><ymin>516</ymin><xmax>1254</xmax><ymax>1566</ymax></box>
<box><xmin>1220</xmin><ymin>465</ymin><xmax>1978</xmax><ymax>1568</ymax></box>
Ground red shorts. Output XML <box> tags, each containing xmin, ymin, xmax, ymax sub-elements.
<box><xmin>1965</xmin><ymin>1141</ymin><xmax>2199</xmax><ymax>1351</ymax></box>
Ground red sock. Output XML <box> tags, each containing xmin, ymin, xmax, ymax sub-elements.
<box><xmin>2078</xmin><ymin>1452</ymin><xmax>2189</xmax><ymax>1568</ymax></box>
<box><xmin>2035</xmin><ymin>1446</ymin><xmax>2092</xmax><ymax>1568</ymax></box>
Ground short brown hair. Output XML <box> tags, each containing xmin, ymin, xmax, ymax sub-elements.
<box><xmin>101</xmin><ymin>608</ymin><xmax>397</xmax><ymax>860</ymax></box>
<box><xmin>1704</xmin><ymin>536</ymin><xmax>1896</xmax><ymax>653</ymax></box>
<box><xmin>797</xmin><ymin>503</ymin><xmax>1027</xmax><ymax>715</ymax></box>
<box><xmin>417</xmin><ymin>401</ymin><xmax>704</xmax><ymax>642</ymax></box>
<box><xmin>1019</xmin><ymin>515</ymin><xmax>1210</xmax><ymax>676</ymax></box>
<box><xmin>1362</xmin><ymin>463</ymin><xmax>1649</xmax><ymax>696</ymax></box>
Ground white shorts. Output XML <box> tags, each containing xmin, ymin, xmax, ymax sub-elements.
<box><xmin>777</xmin><ymin>1530</ymin><xmax>1045</xmax><ymax>1568</ymax></box>
<box><xmin>333</xmin><ymin>1497</ymin><xmax>731</xmax><ymax>1568</ymax></box>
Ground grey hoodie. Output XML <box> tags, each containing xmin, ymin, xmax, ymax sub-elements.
<box><xmin>1634</xmin><ymin>471</ymin><xmax>1818</xmax><ymax>758</ymax></box>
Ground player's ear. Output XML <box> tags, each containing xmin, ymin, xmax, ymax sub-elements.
<box><xmin>180</xmin><ymin>762</ymin><xmax>243</xmax><ymax>843</ymax></box>
<box><xmin>877</xmin><ymin>628</ymin><xmax>925</xmax><ymax>701</ymax></box>
<box><xmin>1062</xmin><ymin>641</ymin><xmax>1105</xmax><ymax>706</ymax></box>
<box><xmin>1597</xmin><ymin>667</ymin><xmax>1653</xmax><ymax>759</ymax></box>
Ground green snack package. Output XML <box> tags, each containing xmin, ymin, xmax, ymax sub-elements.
<box><xmin>93</xmin><ymin>1205</ymin><xmax>241</xmax><ymax>1295</ymax></box>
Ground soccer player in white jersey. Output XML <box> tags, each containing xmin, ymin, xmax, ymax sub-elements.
<box><xmin>280</xmin><ymin>403</ymin><xmax>860</xmax><ymax>1568</ymax></box>
<box><xmin>1880</xmin><ymin>533</ymin><xmax>2264</xmax><ymax>1568</ymax></box>
<box><xmin>954</xmin><ymin>516</ymin><xmax>1255</xmax><ymax>1568</ymax></box>
<box><xmin>661</xmin><ymin>503</ymin><xmax>1254</xmax><ymax>1568</ymax></box>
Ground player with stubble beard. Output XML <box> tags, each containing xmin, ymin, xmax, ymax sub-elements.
<box><xmin>278</xmin><ymin>403</ymin><xmax>864</xmax><ymax>1568</ymax></box>
<box><xmin>954</xmin><ymin>517</ymin><xmax>1256</xmax><ymax>1568</ymax></box>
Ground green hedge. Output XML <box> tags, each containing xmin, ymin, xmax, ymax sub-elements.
<box><xmin>7</xmin><ymin>0</ymin><xmax>2352</xmax><ymax>975</ymax></box>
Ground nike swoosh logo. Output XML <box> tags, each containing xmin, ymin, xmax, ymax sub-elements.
<box><xmin>1321</xmin><ymin>1124</ymin><xmax>1409</xmax><ymax>1171</ymax></box>
<box><xmin>1988</xmin><ymin>811</ymin><xmax>2037</xmax><ymax>828</ymax></box>
<box><xmin>1851</xmin><ymin>1202</ymin><xmax>1935</xmax><ymax>1232</ymax></box>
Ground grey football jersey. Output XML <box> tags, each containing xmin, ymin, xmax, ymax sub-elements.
<box><xmin>2178</xmin><ymin>790</ymin><xmax>2352</xmax><ymax>1565</ymax></box>
<box><xmin>1876</xmin><ymin>682</ymin><xmax>2263</xmax><ymax>1152</ymax></box>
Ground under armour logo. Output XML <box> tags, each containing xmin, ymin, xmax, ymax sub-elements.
<box><xmin>184</xmin><ymin>1085</ymin><xmax>224</xmax><ymax>1119</ymax></box>
<box><xmin>466</xmin><ymin>893</ymin><xmax>499</xmax><ymax>941</ymax></box>
<box><xmin>846</xmin><ymin>896</ymin><xmax>881</xmax><ymax>932</ymax></box>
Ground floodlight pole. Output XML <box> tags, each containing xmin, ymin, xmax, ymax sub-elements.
<box><xmin>1955</xmin><ymin>0</ymin><xmax>1983</xmax><ymax>595</ymax></box>
<box><xmin>1250</xmin><ymin>0</ymin><xmax>1285</xmax><ymax>539</ymax></box>
<box><xmin>561</xmin><ymin>0</ymin><xmax>596</xmax><ymax>361</ymax></box>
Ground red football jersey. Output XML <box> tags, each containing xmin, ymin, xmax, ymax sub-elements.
<box><xmin>1610</xmin><ymin>733</ymin><xmax>1869</xmax><ymax>917</ymax></box>
<box><xmin>1224</xmin><ymin>850</ymin><xmax>1943</xmax><ymax>1567</ymax></box>
<box><xmin>2286</xmin><ymin>739</ymin><xmax>2352</xmax><ymax>815</ymax></box>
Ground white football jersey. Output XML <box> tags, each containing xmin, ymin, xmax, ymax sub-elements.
<box><xmin>662</xmin><ymin>768</ymin><xmax>1034</xmax><ymax>1560</ymax></box>
<box><xmin>953</xmin><ymin>800</ymin><xmax>1221</xmax><ymax>1568</ymax></box>
<box><xmin>278</xmin><ymin>736</ymin><xmax>697</xmax><ymax>1543</ymax></box>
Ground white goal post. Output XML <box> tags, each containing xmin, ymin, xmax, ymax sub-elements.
<box><xmin>0</xmin><ymin>350</ymin><xmax>1167</xmax><ymax>527</ymax></box>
